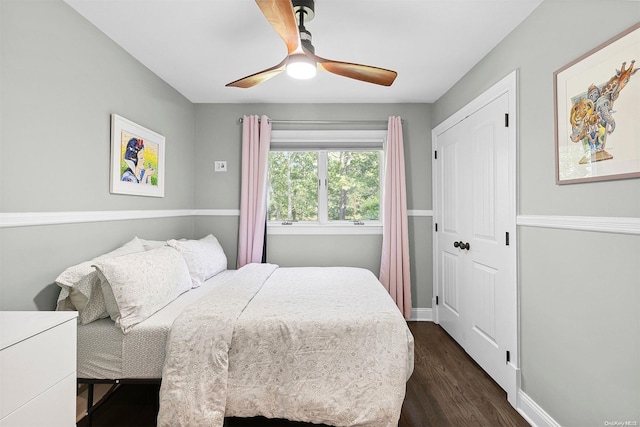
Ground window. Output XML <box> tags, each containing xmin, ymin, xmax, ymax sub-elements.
<box><xmin>268</xmin><ymin>151</ymin><xmax>319</xmax><ymax>221</ymax></box>
<box><xmin>267</xmin><ymin>130</ymin><xmax>386</xmax><ymax>233</ymax></box>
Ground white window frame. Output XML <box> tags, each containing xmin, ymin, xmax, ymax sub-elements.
<box><xmin>268</xmin><ymin>129</ymin><xmax>386</xmax><ymax>235</ymax></box>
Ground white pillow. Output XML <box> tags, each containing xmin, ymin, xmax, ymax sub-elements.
<box><xmin>54</xmin><ymin>237</ymin><xmax>146</xmax><ymax>324</ymax></box>
<box><xmin>138</xmin><ymin>238</ymin><xmax>167</xmax><ymax>251</ymax></box>
<box><xmin>93</xmin><ymin>246</ymin><xmax>192</xmax><ymax>334</ymax></box>
<box><xmin>167</xmin><ymin>234</ymin><xmax>227</xmax><ymax>288</ymax></box>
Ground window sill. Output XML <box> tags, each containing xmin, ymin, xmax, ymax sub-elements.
<box><xmin>267</xmin><ymin>222</ymin><xmax>383</xmax><ymax>235</ymax></box>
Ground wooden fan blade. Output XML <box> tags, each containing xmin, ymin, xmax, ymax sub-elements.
<box><xmin>225</xmin><ymin>59</ymin><xmax>287</xmax><ymax>88</ymax></box>
<box><xmin>309</xmin><ymin>51</ymin><xmax>397</xmax><ymax>86</ymax></box>
<box><xmin>256</xmin><ymin>0</ymin><xmax>301</xmax><ymax>54</ymax></box>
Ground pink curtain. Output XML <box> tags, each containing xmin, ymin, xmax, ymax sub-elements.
<box><xmin>379</xmin><ymin>116</ymin><xmax>412</xmax><ymax>319</ymax></box>
<box><xmin>237</xmin><ymin>115</ymin><xmax>271</xmax><ymax>268</ymax></box>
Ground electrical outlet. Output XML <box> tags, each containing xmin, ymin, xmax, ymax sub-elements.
<box><xmin>214</xmin><ymin>161</ymin><xmax>227</xmax><ymax>172</ymax></box>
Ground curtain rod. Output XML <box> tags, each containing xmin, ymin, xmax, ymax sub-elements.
<box><xmin>237</xmin><ymin>118</ymin><xmax>402</xmax><ymax>125</ymax></box>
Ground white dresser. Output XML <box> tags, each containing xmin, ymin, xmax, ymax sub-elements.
<box><xmin>0</xmin><ymin>311</ymin><xmax>78</xmax><ymax>427</ymax></box>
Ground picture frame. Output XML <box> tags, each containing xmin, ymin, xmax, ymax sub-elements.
<box><xmin>110</xmin><ymin>114</ymin><xmax>165</xmax><ymax>197</ymax></box>
<box><xmin>554</xmin><ymin>22</ymin><xmax>640</xmax><ymax>184</ymax></box>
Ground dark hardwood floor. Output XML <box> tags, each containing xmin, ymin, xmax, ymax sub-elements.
<box><xmin>399</xmin><ymin>322</ymin><xmax>528</xmax><ymax>427</ymax></box>
<box><xmin>77</xmin><ymin>322</ymin><xmax>529</xmax><ymax>427</ymax></box>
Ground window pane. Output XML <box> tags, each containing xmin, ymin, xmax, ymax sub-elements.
<box><xmin>327</xmin><ymin>151</ymin><xmax>381</xmax><ymax>221</ymax></box>
<box><xmin>268</xmin><ymin>151</ymin><xmax>318</xmax><ymax>221</ymax></box>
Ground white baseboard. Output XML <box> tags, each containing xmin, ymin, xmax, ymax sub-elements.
<box><xmin>517</xmin><ymin>390</ymin><xmax>560</xmax><ymax>427</ymax></box>
<box><xmin>409</xmin><ymin>308</ymin><xmax>433</xmax><ymax>321</ymax></box>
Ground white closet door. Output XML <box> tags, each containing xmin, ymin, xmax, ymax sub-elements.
<box><xmin>435</xmin><ymin>115</ymin><xmax>469</xmax><ymax>347</ymax></box>
<box><xmin>435</xmin><ymin>90</ymin><xmax>516</xmax><ymax>396</ymax></box>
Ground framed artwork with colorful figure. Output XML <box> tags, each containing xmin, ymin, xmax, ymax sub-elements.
<box><xmin>554</xmin><ymin>22</ymin><xmax>640</xmax><ymax>184</ymax></box>
<box><xmin>110</xmin><ymin>114</ymin><xmax>165</xmax><ymax>197</ymax></box>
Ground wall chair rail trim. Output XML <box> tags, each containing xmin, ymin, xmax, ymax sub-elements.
<box><xmin>4</xmin><ymin>211</ymin><xmax>637</xmax><ymax>235</ymax></box>
<box><xmin>516</xmin><ymin>215</ymin><xmax>640</xmax><ymax>236</ymax></box>
<box><xmin>0</xmin><ymin>209</ymin><xmax>427</xmax><ymax>228</ymax></box>
<box><xmin>0</xmin><ymin>210</ymin><xmax>197</xmax><ymax>228</ymax></box>
<box><xmin>407</xmin><ymin>210</ymin><xmax>433</xmax><ymax>217</ymax></box>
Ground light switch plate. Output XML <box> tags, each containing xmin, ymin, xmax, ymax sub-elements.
<box><xmin>214</xmin><ymin>161</ymin><xmax>227</xmax><ymax>172</ymax></box>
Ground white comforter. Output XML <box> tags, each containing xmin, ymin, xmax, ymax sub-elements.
<box><xmin>158</xmin><ymin>263</ymin><xmax>414</xmax><ymax>427</ymax></box>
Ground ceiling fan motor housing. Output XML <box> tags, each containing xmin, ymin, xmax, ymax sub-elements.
<box><xmin>293</xmin><ymin>0</ymin><xmax>315</xmax><ymax>22</ymax></box>
<box><xmin>293</xmin><ymin>0</ymin><xmax>315</xmax><ymax>52</ymax></box>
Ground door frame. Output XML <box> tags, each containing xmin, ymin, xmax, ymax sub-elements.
<box><xmin>431</xmin><ymin>70</ymin><xmax>519</xmax><ymax>406</ymax></box>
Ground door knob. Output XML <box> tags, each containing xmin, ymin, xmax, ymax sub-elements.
<box><xmin>454</xmin><ymin>241</ymin><xmax>470</xmax><ymax>250</ymax></box>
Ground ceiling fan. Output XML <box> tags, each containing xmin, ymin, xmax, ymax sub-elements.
<box><xmin>226</xmin><ymin>0</ymin><xmax>398</xmax><ymax>88</ymax></box>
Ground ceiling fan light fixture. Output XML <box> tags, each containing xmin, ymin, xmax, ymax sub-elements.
<box><xmin>225</xmin><ymin>0</ymin><xmax>397</xmax><ymax>88</ymax></box>
<box><xmin>286</xmin><ymin>54</ymin><xmax>316</xmax><ymax>80</ymax></box>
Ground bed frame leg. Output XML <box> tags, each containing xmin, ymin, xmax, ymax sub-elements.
<box><xmin>86</xmin><ymin>383</ymin><xmax>94</xmax><ymax>427</ymax></box>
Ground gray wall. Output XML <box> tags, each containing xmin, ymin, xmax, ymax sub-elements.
<box><xmin>0</xmin><ymin>1</ymin><xmax>434</xmax><ymax>312</ymax></box>
<box><xmin>0</xmin><ymin>0</ymin><xmax>196</xmax><ymax>310</ymax></box>
<box><xmin>193</xmin><ymin>103</ymin><xmax>434</xmax><ymax>309</ymax></box>
<box><xmin>433</xmin><ymin>0</ymin><xmax>640</xmax><ymax>425</ymax></box>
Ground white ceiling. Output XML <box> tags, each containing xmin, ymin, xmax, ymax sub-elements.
<box><xmin>64</xmin><ymin>0</ymin><xmax>543</xmax><ymax>104</ymax></box>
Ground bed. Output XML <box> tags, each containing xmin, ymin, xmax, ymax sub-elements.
<box><xmin>58</xmin><ymin>236</ymin><xmax>414</xmax><ymax>427</ymax></box>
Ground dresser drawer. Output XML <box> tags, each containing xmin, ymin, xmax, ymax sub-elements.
<box><xmin>0</xmin><ymin>373</ymin><xmax>76</xmax><ymax>427</ymax></box>
<box><xmin>0</xmin><ymin>319</ymin><xmax>76</xmax><ymax>420</ymax></box>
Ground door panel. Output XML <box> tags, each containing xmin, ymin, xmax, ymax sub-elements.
<box><xmin>436</xmin><ymin>123</ymin><xmax>467</xmax><ymax>345</ymax></box>
<box><xmin>442</xmin><ymin>253</ymin><xmax>460</xmax><ymax>315</ymax></box>
<box><xmin>435</xmin><ymin>92</ymin><xmax>515</xmax><ymax>394</ymax></box>
<box><xmin>465</xmin><ymin>94</ymin><xmax>512</xmax><ymax>392</ymax></box>
<box><xmin>472</xmin><ymin>262</ymin><xmax>498</xmax><ymax>347</ymax></box>
<box><xmin>441</xmin><ymin>141</ymin><xmax>460</xmax><ymax>235</ymax></box>
<box><xmin>471</xmin><ymin>123</ymin><xmax>496</xmax><ymax>240</ymax></box>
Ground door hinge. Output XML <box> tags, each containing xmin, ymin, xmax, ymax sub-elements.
<box><xmin>506</xmin><ymin>231</ymin><xmax>510</xmax><ymax>246</ymax></box>
<box><xmin>506</xmin><ymin>350</ymin><xmax>511</xmax><ymax>363</ymax></box>
<box><xmin>504</xmin><ymin>113</ymin><xmax>509</xmax><ymax>127</ymax></box>
<box><xmin>434</xmin><ymin>150</ymin><xmax>438</xmax><ymax>159</ymax></box>
<box><xmin>435</xmin><ymin>296</ymin><xmax>439</xmax><ymax>305</ymax></box>
<box><xmin>435</xmin><ymin>223</ymin><xmax>438</xmax><ymax>232</ymax></box>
